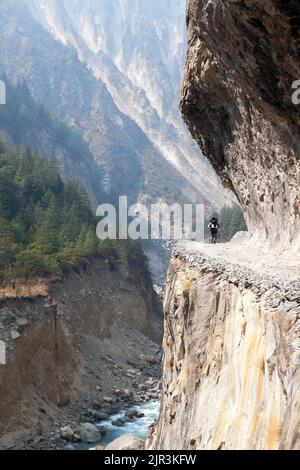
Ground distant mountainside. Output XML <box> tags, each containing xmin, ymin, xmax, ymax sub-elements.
<box><xmin>0</xmin><ymin>0</ymin><xmax>232</xmax><ymax>210</ymax></box>
<box><xmin>0</xmin><ymin>78</ymin><xmax>104</xmax><ymax>206</ymax></box>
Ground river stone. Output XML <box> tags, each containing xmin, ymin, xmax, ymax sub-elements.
<box><xmin>125</xmin><ymin>409</ymin><xmax>138</xmax><ymax>419</ymax></box>
<box><xmin>103</xmin><ymin>396</ymin><xmax>114</xmax><ymax>404</ymax></box>
<box><xmin>138</xmin><ymin>384</ymin><xmax>148</xmax><ymax>391</ymax></box>
<box><xmin>60</xmin><ymin>426</ymin><xmax>74</xmax><ymax>442</ymax></box>
<box><xmin>105</xmin><ymin>435</ymin><xmax>144</xmax><ymax>450</ymax></box>
<box><xmin>95</xmin><ymin>425</ymin><xmax>107</xmax><ymax>435</ymax></box>
<box><xmin>64</xmin><ymin>444</ymin><xmax>76</xmax><ymax>451</ymax></box>
<box><xmin>112</xmin><ymin>418</ymin><xmax>125</xmax><ymax>427</ymax></box>
<box><xmin>140</xmin><ymin>354</ymin><xmax>158</xmax><ymax>365</ymax></box>
<box><xmin>86</xmin><ymin>408</ymin><xmax>104</xmax><ymax>420</ymax></box>
<box><xmin>78</xmin><ymin>423</ymin><xmax>101</xmax><ymax>443</ymax></box>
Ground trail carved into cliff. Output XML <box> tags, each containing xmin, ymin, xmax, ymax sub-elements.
<box><xmin>148</xmin><ymin>0</ymin><xmax>300</xmax><ymax>451</ymax></box>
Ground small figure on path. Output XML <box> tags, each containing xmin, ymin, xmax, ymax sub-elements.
<box><xmin>208</xmin><ymin>217</ymin><xmax>220</xmax><ymax>244</ymax></box>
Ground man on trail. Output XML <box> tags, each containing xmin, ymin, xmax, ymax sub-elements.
<box><xmin>208</xmin><ymin>217</ymin><xmax>220</xmax><ymax>244</ymax></box>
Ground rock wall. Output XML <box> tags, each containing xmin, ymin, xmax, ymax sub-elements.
<box><xmin>147</xmin><ymin>1</ymin><xmax>300</xmax><ymax>450</ymax></box>
<box><xmin>0</xmin><ymin>298</ymin><xmax>74</xmax><ymax>448</ymax></box>
<box><xmin>0</xmin><ymin>257</ymin><xmax>162</xmax><ymax>449</ymax></box>
<box><xmin>147</xmin><ymin>246</ymin><xmax>300</xmax><ymax>450</ymax></box>
<box><xmin>181</xmin><ymin>0</ymin><xmax>300</xmax><ymax>252</ymax></box>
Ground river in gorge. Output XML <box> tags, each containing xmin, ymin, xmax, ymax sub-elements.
<box><xmin>78</xmin><ymin>401</ymin><xmax>160</xmax><ymax>449</ymax></box>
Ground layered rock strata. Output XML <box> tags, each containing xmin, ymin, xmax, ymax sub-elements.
<box><xmin>147</xmin><ymin>243</ymin><xmax>300</xmax><ymax>450</ymax></box>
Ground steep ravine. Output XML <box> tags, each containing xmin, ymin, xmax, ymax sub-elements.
<box><xmin>147</xmin><ymin>0</ymin><xmax>300</xmax><ymax>451</ymax></box>
<box><xmin>0</xmin><ymin>257</ymin><xmax>162</xmax><ymax>450</ymax></box>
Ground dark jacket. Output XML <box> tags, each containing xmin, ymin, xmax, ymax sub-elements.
<box><xmin>208</xmin><ymin>220</ymin><xmax>219</xmax><ymax>234</ymax></box>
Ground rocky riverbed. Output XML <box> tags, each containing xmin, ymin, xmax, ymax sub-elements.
<box><xmin>78</xmin><ymin>401</ymin><xmax>161</xmax><ymax>450</ymax></box>
<box><xmin>13</xmin><ymin>363</ymin><xmax>161</xmax><ymax>450</ymax></box>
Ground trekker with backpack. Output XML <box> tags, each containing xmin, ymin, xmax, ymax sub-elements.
<box><xmin>208</xmin><ymin>217</ymin><xmax>220</xmax><ymax>244</ymax></box>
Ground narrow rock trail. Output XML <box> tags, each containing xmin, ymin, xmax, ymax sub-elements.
<box><xmin>177</xmin><ymin>236</ymin><xmax>300</xmax><ymax>292</ymax></box>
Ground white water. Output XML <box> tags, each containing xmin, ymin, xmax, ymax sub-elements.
<box><xmin>100</xmin><ymin>401</ymin><xmax>160</xmax><ymax>446</ymax></box>
<box><xmin>79</xmin><ymin>401</ymin><xmax>160</xmax><ymax>449</ymax></box>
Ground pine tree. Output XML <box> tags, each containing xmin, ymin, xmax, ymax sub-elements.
<box><xmin>34</xmin><ymin>195</ymin><xmax>60</xmax><ymax>254</ymax></box>
<box><xmin>0</xmin><ymin>141</ymin><xmax>144</xmax><ymax>284</ymax></box>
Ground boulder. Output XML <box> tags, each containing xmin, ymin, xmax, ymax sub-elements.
<box><xmin>112</xmin><ymin>418</ymin><xmax>125</xmax><ymax>427</ymax></box>
<box><xmin>125</xmin><ymin>409</ymin><xmax>138</xmax><ymax>419</ymax></box>
<box><xmin>78</xmin><ymin>423</ymin><xmax>101</xmax><ymax>443</ymax></box>
<box><xmin>96</xmin><ymin>412</ymin><xmax>110</xmax><ymax>420</ymax></box>
<box><xmin>103</xmin><ymin>396</ymin><xmax>114</xmax><ymax>404</ymax></box>
<box><xmin>11</xmin><ymin>330</ymin><xmax>21</xmax><ymax>340</ymax></box>
<box><xmin>86</xmin><ymin>408</ymin><xmax>110</xmax><ymax>421</ymax></box>
<box><xmin>140</xmin><ymin>354</ymin><xmax>158</xmax><ymax>365</ymax></box>
<box><xmin>105</xmin><ymin>435</ymin><xmax>144</xmax><ymax>450</ymax></box>
<box><xmin>60</xmin><ymin>426</ymin><xmax>74</xmax><ymax>442</ymax></box>
<box><xmin>64</xmin><ymin>444</ymin><xmax>76</xmax><ymax>451</ymax></box>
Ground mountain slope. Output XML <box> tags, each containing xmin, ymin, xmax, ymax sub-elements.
<box><xmin>0</xmin><ymin>0</ymin><xmax>147</xmax><ymax>205</ymax></box>
<box><xmin>22</xmin><ymin>0</ymin><xmax>232</xmax><ymax>209</ymax></box>
<box><xmin>0</xmin><ymin>78</ymin><xmax>103</xmax><ymax>206</ymax></box>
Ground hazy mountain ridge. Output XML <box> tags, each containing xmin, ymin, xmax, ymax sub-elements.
<box><xmin>0</xmin><ymin>0</ymin><xmax>144</xmax><ymax>204</ymax></box>
<box><xmin>23</xmin><ymin>0</ymin><xmax>232</xmax><ymax>209</ymax></box>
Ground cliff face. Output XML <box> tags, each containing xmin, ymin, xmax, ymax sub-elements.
<box><xmin>148</xmin><ymin>0</ymin><xmax>300</xmax><ymax>451</ymax></box>
<box><xmin>0</xmin><ymin>257</ymin><xmax>162</xmax><ymax>449</ymax></box>
<box><xmin>181</xmin><ymin>0</ymin><xmax>300</xmax><ymax>252</ymax></box>
<box><xmin>147</xmin><ymin>245</ymin><xmax>300</xmax><ymax>450</ymax></box>
<box><xmin>0</xmin><ymin>297</ymin><xmax>74</xmax><ymax>448</ymax></box>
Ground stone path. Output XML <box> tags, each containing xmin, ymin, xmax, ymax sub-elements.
<box><xmin>174</xmin><ymin>235</ymin><xmax>300</xmax><ymax>305</ymax></box>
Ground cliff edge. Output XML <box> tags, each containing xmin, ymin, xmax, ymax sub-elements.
<box><xmin>147</xmin><ymin>0</ymin><xmax>300</xmax><ymax>450</ymax></box>
<box><xmin>147</xmin><ymin>242</ymin><xmax>300</xmax><ymax>450</ymax></box>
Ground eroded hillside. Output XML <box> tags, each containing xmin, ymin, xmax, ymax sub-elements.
<box><xmin>0</xmin><ymin>256</ymin><xmax>162</xmax><ymax>449</ymax></box>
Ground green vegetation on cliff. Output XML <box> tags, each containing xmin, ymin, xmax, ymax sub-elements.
<box><xmin>0</xmin><ymin>141</ymin><xmax>148</xmax><ymax>284</ymax></box>
<box><xmin>0</xmin><ymin>77</ymin><xmax>105</xmax><ymax>204</ymax></box>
